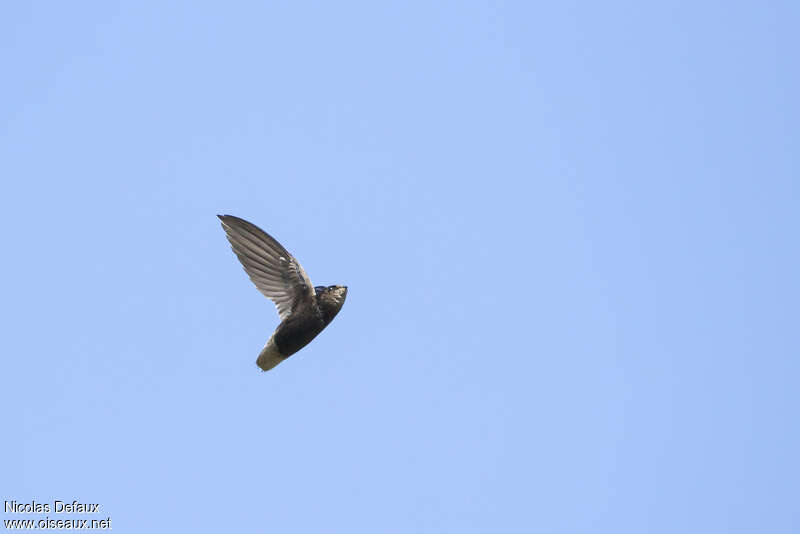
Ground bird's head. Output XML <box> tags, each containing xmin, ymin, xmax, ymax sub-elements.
<box><xmin>315</xmin><ymin>285</ymin><xmax>348</xmax><ymax>323</ymax></box>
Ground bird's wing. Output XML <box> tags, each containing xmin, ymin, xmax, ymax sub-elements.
<box><xmin>218</xmin><ymin>215</ymin><xmax>315</xmax><ymax>320</ymax></box>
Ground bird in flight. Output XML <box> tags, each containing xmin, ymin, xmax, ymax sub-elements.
<box><xmin>218</xmin><ymin>215</ymin><xmax>348</xmax><ymax>371</ymax></box>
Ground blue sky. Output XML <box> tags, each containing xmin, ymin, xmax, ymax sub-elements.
<box><xmin>2</xmin><ymin>2</ymin><xmax>798</xmax><ymax>532</ymax></box>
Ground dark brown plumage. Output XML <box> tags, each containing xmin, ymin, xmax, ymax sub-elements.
<box><xmin>218</xmin><ymin>214</ymin><xmax>347</xmax><ymax>371</ymax></box>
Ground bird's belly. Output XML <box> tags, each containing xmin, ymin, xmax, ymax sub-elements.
<box><xmin>274</xmin><ymin>316</ymin><xmax>326</xmax><ymax>357</ymax></box>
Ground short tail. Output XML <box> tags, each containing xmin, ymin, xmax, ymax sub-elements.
<box><xmin>256</xmin><ymin>336</ymin><xmax>286</xmax><ymax>371</ymax></box>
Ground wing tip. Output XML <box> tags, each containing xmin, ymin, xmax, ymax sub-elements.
<box><xmin>218</xmin><ymin>214</ymin><xmax>240</xmax><ymax>229</ymax></box>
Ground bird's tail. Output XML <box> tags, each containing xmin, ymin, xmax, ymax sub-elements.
<box><xmin>256</xmin><ymin>336</ymin><xmax>286</xmax><ymax>371</ymax></box>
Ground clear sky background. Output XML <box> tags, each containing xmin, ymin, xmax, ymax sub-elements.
<box><xmin>2</xmin><ymin>2</ymin><xmax>798</xmax><ymax>532</ymax></box>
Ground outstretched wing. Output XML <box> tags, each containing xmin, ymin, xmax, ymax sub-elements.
<box><xmin>218</xmin><ymin>215</ymin><xmax>315</xmax><ymax>320</ymax></box>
